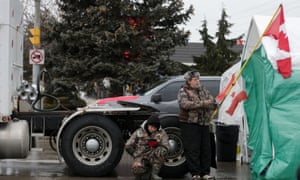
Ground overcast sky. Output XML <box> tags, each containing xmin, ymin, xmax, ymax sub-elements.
<box><xmin>183</xmin><ymin>0</ymin><xmax>300</xmax><ymax>42</ymax></box>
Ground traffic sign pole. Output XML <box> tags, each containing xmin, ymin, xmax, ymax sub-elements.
<box><xmin>32</xmin><ymin>0</ymin><xmax>41</xmax><ymax>109</ymax></box>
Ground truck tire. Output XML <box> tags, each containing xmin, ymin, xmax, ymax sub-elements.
<box><xmin>159</xmin><ymin>115</ymin><xmax>188</xmax><ymax>178</ymax></box>
<box><xmin>60</xmin><ymin>114</ymin><xmax>124</xmax><ymax>176</ymax></box>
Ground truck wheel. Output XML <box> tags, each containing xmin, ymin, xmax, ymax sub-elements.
<box><xmin>160</xmin><ymin>116</ymin><xmax>188</xmax><ymax>178</ymax></box>
<box><xmin>60</xmin><ymin>114</ymin><xmax>124</xmax><ymax>176</ymax></box>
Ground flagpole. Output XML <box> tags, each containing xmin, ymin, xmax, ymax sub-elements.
<box><xmin>209</xmin><ymin>4</ymin><xmax>282</xmax><ymax>123</ymax></box>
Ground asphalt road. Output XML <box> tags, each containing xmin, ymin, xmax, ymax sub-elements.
<box><xmin>0</xmin><ymin>137</ymin><xmax>251</xmax><ymax>180</ymax></box>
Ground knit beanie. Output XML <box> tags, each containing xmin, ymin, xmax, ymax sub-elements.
<box><xmin>147</xmin><ymin>114</ymin><xmax>160</xmax><ymax>129</ymax></box>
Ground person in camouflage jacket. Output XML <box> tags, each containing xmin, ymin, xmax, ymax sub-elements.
<box><xmin>125</xmin><ymin>114</ymin><xmax>169</xmax><ymax>180</ymax></box>
<box><xmin>177</xmin><ymin>71</ymin><xmax>216</xmax><ymax>180</ymax></box>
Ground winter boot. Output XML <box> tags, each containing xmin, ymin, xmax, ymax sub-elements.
<box><xmin>135</xmin><ymin>172</ymin><xmax>151</xmax><ymax>180</ymax></box>
<box><xmin>202</xmin><ymin>174</ymin><xmax>215</xmax><ymax>180</ymax></box>
<box><xmin>151</xmin><ymin>164</ymin><xmax>162</xmax><ymax>180</ymax></box>
<box><xmin>135</xmin><ymin>175</ymin><xmax>142</xmax><ymax>180</ymax></box>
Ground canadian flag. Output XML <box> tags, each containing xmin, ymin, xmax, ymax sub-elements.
<box><xmin>216</xmin><ymin>73</ymin><xmax>235</xmax><ymax>103</ymax></box>
<box><xmin>217</xmin><ymin>62</ymin><xmax>247</xmax><ymax>124</ymax></box>
<box><xmin>226</xmin><ymin>90</ymin><xmax>248</xmax><ymax>116</ymax></box>
<box><xmin>263</xmin><ymin>4</ymin><xmax>291</xmax><ymax>78</ymax></box>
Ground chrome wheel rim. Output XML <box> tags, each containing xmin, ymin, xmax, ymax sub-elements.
<box><xmin>72</xmin><ymin>126</ymin><xmax>112</xmax><ymax>166</ymax></box>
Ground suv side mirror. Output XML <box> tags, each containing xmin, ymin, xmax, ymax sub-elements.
<box><xmin>151</xmin><ymin>94</ymin><xmax>162</xmax><ymax>103</ymax></box>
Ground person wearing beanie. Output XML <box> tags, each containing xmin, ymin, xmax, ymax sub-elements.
<box><xmin>146</xmin><ymin>114</ymin><xmax>161</xmax><ymax>132</ymax></box>
<box><xmin>178</xmin><ymin>71</ymin><xmax>216</xmax><ymax>180</ymax></box>
<box><xmin>125</xmin><ymin>114</ymin><xmax>169</xmax><ymax>180</ymax></box>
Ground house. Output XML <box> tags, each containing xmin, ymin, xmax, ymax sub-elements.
<box><xmin>170</xmin><ymin>42</ymin><xmax>243</xmax><ymax>66</ymax></box>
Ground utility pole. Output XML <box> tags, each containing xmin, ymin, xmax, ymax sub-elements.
<box><xmin>32</xmin><ymin>0</ymin><xmax>41</xmax><ymax>86</ymax></box>
<box><xmin>31</xmin><ymin>0</ymin><xmax>41</xmax><ymax>110</ymax></box>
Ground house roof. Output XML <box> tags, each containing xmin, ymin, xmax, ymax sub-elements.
<box><xmin>170</xmin><ymin>42</ymin><xmax>243</xmax><ymax>65</ymax></box>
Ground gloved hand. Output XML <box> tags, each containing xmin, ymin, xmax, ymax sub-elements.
<box><xmin>148</xmin><ymin>139</ymin><xmax>158</xmax><ymax>148</ymax></box>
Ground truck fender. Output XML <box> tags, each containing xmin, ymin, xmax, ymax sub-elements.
<box><xmin>56</xmin><ymin>110</ymin><xmax>87</xmax><ymax>161</ymax></box>
<box><xmin>55</xmin><ymin>106</ymin><xmax>139</xmax><ymax>160</ymax></box>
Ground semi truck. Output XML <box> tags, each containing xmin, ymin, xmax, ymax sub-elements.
<box><xmin>0</xmin><ymin>0</ymin><xmax>220</xmax><ymax>177</ymax></box>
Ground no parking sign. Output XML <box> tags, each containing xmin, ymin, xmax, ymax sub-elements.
<box><xmin>29</xmin><ymin>49</ymin><xmax>45</xmax><ymax>64</ymax></box>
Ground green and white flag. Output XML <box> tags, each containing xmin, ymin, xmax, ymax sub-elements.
<box><xmin>242</xmin><ymin>5</ymin><xmax>300</xmax><ymax>180</ymax></box>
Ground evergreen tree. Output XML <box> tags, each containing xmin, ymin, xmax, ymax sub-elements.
<box><xmin>46</xmin><ymin>0</ymin><xmax>194</xmax><ymax>91</ymax></box>
<box><xmin>194</xmin><ymin>9</ymin><xmax>243</xmax><ymax>75</ymax></box>
<box><xmin>193</xmin><ymin>19</ymin><xmax>218</xmax><ymax>75</ymax></box>
<box><xmin>23</xmin><ymin>3</ymin><xmax>86</xmax><ymax>109</ymax></box>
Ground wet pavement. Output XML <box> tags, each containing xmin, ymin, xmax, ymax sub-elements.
<box><xmin>0</xmin><ymin>137</ymin><xmax>251</xmax><ymax>180</ymax></box>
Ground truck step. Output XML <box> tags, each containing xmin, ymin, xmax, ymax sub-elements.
<box><xmin>31</xmin><ymin>133</ymin><xmax>45</xmax><ymax>137</ymax></box>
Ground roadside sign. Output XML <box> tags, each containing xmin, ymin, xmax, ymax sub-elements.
<box><xmin>29</xmin><ymin>49</ymin><xmax>44</xmax><ymax>64</ymax></box>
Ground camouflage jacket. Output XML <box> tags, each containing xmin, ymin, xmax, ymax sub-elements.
<box><xmin>125</xmin><ymin>121</ymin><xmax>169</xmax><ymax>160</ymax></box>
<box><xmin>177</xmin><ymin>84</ymin><xmax>215</xmax><ymax>126</ymax></box>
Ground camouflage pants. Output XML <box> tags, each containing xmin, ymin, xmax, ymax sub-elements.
<box><xmin>131</xmin><ymin>146</ymin><xmax>168</xmax><ymax>176</ymax></box>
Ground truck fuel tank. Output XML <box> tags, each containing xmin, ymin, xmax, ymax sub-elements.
<box><xmin>0</xmin><ymin>120</ymin><xmax>30</xmax><ymax>158</ymax></box>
